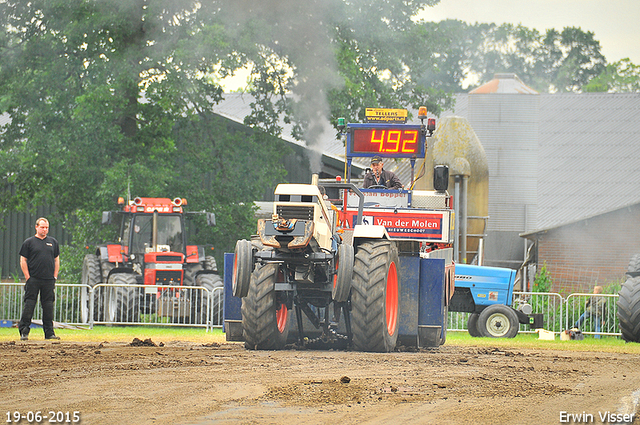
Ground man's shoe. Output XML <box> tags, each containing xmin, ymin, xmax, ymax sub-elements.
<box><xmin>20</xmin><ymin>334</ymin><xmax>28</xmax><ymax>341</ymax></box>
<box><xmin>45</xmin><ymin>335</ymin><xmax>60</xmax><ymax>340</ymax></box>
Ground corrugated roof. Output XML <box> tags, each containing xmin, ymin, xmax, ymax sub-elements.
<box><xmin>537</xmin><ymin>93</ymin><xmax>640</xmax><ymax>230</ymax></box>
<box><xmin>213</xmin><ymin>93</ymin><xmax>366</xmax><ymax>174</ymax></box>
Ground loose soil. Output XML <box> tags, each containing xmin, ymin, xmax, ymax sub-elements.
<box><xmin>2</xmin><ymin>339</ymin><xmax>640</xmax><ymax>424</ymax></box>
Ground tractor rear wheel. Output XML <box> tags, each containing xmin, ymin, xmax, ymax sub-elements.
<box><xmin>628</xmin><ymin>254</ymin><xmax>640</xmax><ymax>275</ymax></box>
<box><xmin>617</xmin><ymin>276</ymin><xmax>640</xmax><ymax>342</ymax></box>
<box><xmin>81</xmin><ymin>254</ymin><xmax>101</xmax><ymax>323</ymax></box>
<box><xmin>332</xmin><ymin>243</ymin><xmax>354</xmax><ymax>303</ymax></box>
<box><xmin>191</xmin><ymin>273</ymin><xmax>224</xmax><ymax>325</ymax></box>
<box><xmin>477</xmin><ymin>304</ymin><xmax>519</xmax><ymax>338</ymax></box>
<box><xmin>242</xmin><ymin>264</ymin><xmax>290</xmax><ymax>350</ymax></box>
<box><xmin>204</xmin><ymin>255</ymin><xmax>218</xmax><ymax>272</ymax></box>
<box><xmin>467</xmin><ymin>313</ymin><xmax>482</xmax><ymax>337</ymax></box>
<box><xmin>351</xmin><ymin>241</ymin><xmax>400</xmax><ymax>352</ymax></box>
<box><xmin>233</xmin><ymin>239</ymin><xmax>253</xmax><ymax>298</ymax></box>
<box><xmin>105</xmin><ymin>273</ymin><xmax>139</xmax><ymax>323</ymax></box>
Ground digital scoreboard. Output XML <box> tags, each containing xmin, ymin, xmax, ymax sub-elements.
<box><xmin>347</xmin><ymin>123</ymin><xmax>425</xmax><ymax>159</ymax></box>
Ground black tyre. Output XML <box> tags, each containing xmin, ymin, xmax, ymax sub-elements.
<box><xmin>628</xmin><ymin>254</ymin><xmax>640</xmax><ymax>275</ymax></box>
<box><xmin>233</xmin><ymin>239</ymin><xmax>253</xmax><ymax>298</ymax></box>
<box><xmin>204</xmin><ymin>255</ymin><xmax>218</xmax><ymax>272</ymax></box>
<box><xmin>81</xmin><ymin>254</ymin><xmax>101</xmax><ymax>323</ymax></box>
<box><xmin>192</xmin><ymin>273</ymin><xmax>224</xmax><ymax>325</ymax></box>
<box><xmin>333</xmin><ymin>244</ymin><xmax>354</xmax><ymax>303</ymax></box>
<box><xmin>184</xmin><ymin>263</ymin><xmax>203</xmax><ymax>286</ymax></box>
<box><xmin>477</xmin><ymin>304</ymin><xmax>519</xmax><ymax>338</ymax></box>
<box><xmin>242</xmin><ymin>264</ymin><xmax>290</xmax><ymax>350</ymax></box>
<box><xmin>105</xmin><ymin>273</ymin><xmax>139</xmax><ymax>323</ymax></box>
<box><xmin>351</xmin><ymin>241</ymin><xmax>400</xmax><ymax>352</ymax></box>
<box><xmin>617</xmin><ymin>276</ymin><xmax>640</xmax><ymax>342</ymax></box>
<box><xmin>440</xmin><ymin>306</ymin><xmax>448</xmax><ymax>345</ymax></box>
<box><xmin>467</xmin><ymin>312</ymin><xmax>482</xmax><ymax>337</ymax></box>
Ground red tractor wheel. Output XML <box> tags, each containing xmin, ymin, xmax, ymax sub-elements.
<box><xmin>351</xmin><ymin>241</ymin><xmax>400</xmax><ymax>352</ymax></box>
<box><xmin>242</xmin><ymin>264</ymin><xmax>290</xmax><ymax>350</ymax></box>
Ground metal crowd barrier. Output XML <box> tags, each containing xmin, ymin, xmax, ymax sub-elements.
<box><xmin>1</xmin><ymin>282</ymin><xmax>622</xmax><ymax>337</ymax></box>
<box><xmin>1</xmin><ymin>282</ymin><xmax>88</xmax><ymax>326</ymax></box>
<box><xmin>0</xmin><ymin>282</ymin><xmax>224</xmax><ymax>330</ymax></box>
<box><xmin>447</xmin><ymin>291</ymin><xmax>622</xmax><ymax>337</ymax></box>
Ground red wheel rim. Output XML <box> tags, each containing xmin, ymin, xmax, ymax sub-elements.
<box><xmin>276</xmin><ymin>304</ymin><xmax>288</xmax><ymax>333</ymax></box>
<box><xmin>385</xmin><ymin>262</ymin><xmax>399</xmax><ymax>336</ymax></box>
<box><xmin>333</xmin><ymin>257</ymin><xmax>339</xmax><ymax>289</ymax></box>
<box><xmin>232</xmin><ymin>254</ymin><xmax>238</xmax><ymax>287</ymax></box>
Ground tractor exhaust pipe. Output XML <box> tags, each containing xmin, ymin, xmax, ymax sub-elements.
<box><xmin>311</xmin><ymin>173</ymin><xmax>319</xmax><ymax>186</ymax></box>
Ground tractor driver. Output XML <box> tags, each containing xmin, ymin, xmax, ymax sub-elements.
<box><xmin>363</xmin><ymin>156</ymin><xmax>403</xmax><ymax>189</ymax></box>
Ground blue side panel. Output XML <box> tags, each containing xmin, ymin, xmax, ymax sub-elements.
<box><xmin>454</xmin><ymin>263</ymin><xmax>516</xmax><ymax>307</ymax></box>
<box><xmin>398</xmin><ymin>256</ymin><xmax>420</xmax><ymax>339</ymax></box>
<box><xmin>223</xmin><ymin>253</ymin><xmax>242</xmax><ymax>324</ymax></box>
<box><xmin>419</xmin><ymin>258</ymin><xmax>445</xmax><ymax>328</ymax></box>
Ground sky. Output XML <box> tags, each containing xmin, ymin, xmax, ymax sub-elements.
<box><xmin>416</xmin><ymin>0</ymin><xmax>640</xmax><ymax>64</ymax></box>
<box><xmin>221</xmin><ymin>0</ymin><xmax>639</xmax><ymax>91</ymax></box>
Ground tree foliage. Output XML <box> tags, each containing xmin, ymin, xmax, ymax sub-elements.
<box><xmin>414</xmin><ymin>20</ymin><xmax>610</xmax><ymax>93</ymax></box>
<box><xmin>583</xmin><ymin>58</ymin><xmax>640</xmax><ymax>93</ymax></box>
<box><xmin>0</xmin><ymin>0</ymin><xmax>291</xmax><ymax>274</ymax></box>
<box><xmin>0</xmin><ymin>0</ymin><xmax>450</xmax><ymax>278</ymax></box>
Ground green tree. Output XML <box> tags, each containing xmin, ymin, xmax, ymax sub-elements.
<box><xmin>583</xmin><ymin>58</ymin><xmax>640</xmax><ymax>92</ymax></box>
<box><xmin>411</xmin><ymin>20</ymin><xmax>608</xmax><ymax>93</ymax></box>
<box><xmin>0</xmin><ymin>0</ymin><xmax>289</xmax><ymax>277</ymax></box>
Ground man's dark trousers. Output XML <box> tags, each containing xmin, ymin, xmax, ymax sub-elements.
<box><xmin>18</xmin><ymin>277</ymin><xmax>56</xmax><ymax>338</ymax></box>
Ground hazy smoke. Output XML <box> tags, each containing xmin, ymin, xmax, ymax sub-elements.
<box><xmin>223</xmin><ymin>1</ymin><xmax>344</xmax><ymax>173</ymax></box>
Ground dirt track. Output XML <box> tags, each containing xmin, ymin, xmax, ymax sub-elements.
<box><xmin>2</xmin><ymin>339</ymin><xmax>640</xmax><ymax>425</ymax></box>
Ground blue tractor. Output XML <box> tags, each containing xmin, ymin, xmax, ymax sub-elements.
<box><xmin>450</xmin><ymin>263</ymin><xmax>534</xmax><ymax>338</ymax></box>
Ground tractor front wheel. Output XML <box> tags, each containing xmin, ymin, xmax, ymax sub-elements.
<box><xmin>351</xmin><ymin>241</ymin><xmax>400</xmax><ymax>352</ymax></box>
<box><xmin>333</xmin><ymin>243</ymin><xmax>354</xmax><ymax>303</ymax></box>
<box><xmin>233</xmin><ymin>239</ymin><xmax>253</xmax><ymax>298</ymax></box>
<box><xmin>477</xmin><ymin>304</ymin><xmax>519</xmax><ymax>338</ymax></box>
<box><xmin>242</xmin><ymin>264</ymin><xmax>289</xmax><ymax>350</ymax></box>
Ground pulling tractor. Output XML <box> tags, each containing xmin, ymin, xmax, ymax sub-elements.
<box><xmin>81</xmin><ymin>197</ymin><xmax>222</xmax><ymax>325</ymax></box>
<box><xmin>228</xmin><ymin>107</ymin><xmax>456</xmax><ymax>352</ymax></box>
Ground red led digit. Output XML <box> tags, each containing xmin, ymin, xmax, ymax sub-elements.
<box><xmin>370</xmin><ymin>130</ymin><xmax>384</xmax><ymax>152</ymax></box>
<box><xmin>401</xmin><ymin>130</ymin><xmax>418</xmax><ymax>153</ymax></box>
<box><xmin>386</xmin><ymin>131</ymin><xmax>400</xmax><ymax>152</ymax></box>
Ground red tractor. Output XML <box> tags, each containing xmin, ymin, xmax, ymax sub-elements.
<box><xmin>81</xmin><ymin>197</ymin><xmax>221</xmax><ymax>325</ymax></box>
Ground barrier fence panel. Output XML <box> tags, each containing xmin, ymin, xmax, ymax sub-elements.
<box><xmin>565</xmin><ymin>293</ymin><xmax>619</xmax><ymax>338</ymax></box>
<box><xmin>446</xmin><ymin>292</ymin><xmax>623</xmax><ymax>337</ymax></box>
<box><xmin>0</xmin><ymin>282</ymin><xmax>88</xmax><ymax>326</ymax></box>
<box><xmin>447</xmin><ymin>311</ymin><xmax>471</xmax><ymax>332</ymax></box>
<box><xmin>1</xmin><ymin>282</ymin><xmax>224</xmax><ymax>330</ymax></box>
<box><xmin>513</xmin><ymin>292</ymin><xmax>565</xmax><ymax>334</ymax></box>
<box><xmin>90</xmin><ymin>284</ymin><xmax>218</xmax><ymax>329</ymax></box>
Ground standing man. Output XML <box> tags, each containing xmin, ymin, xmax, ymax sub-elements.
<box><xmin>363</xmin><ymin>156</ymin><xmax>403</xmax><ymax>189</ymax></box>
<box><xmin>18</xmin><ymin>217</ymin><xmax>60</xmax><ymax>341</ymax></box>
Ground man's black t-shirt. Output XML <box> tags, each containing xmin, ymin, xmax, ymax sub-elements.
<box><xmin>19</xmin><ymin>236</ymin><xmax>59</xmax><ymax>280</ymax></box>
